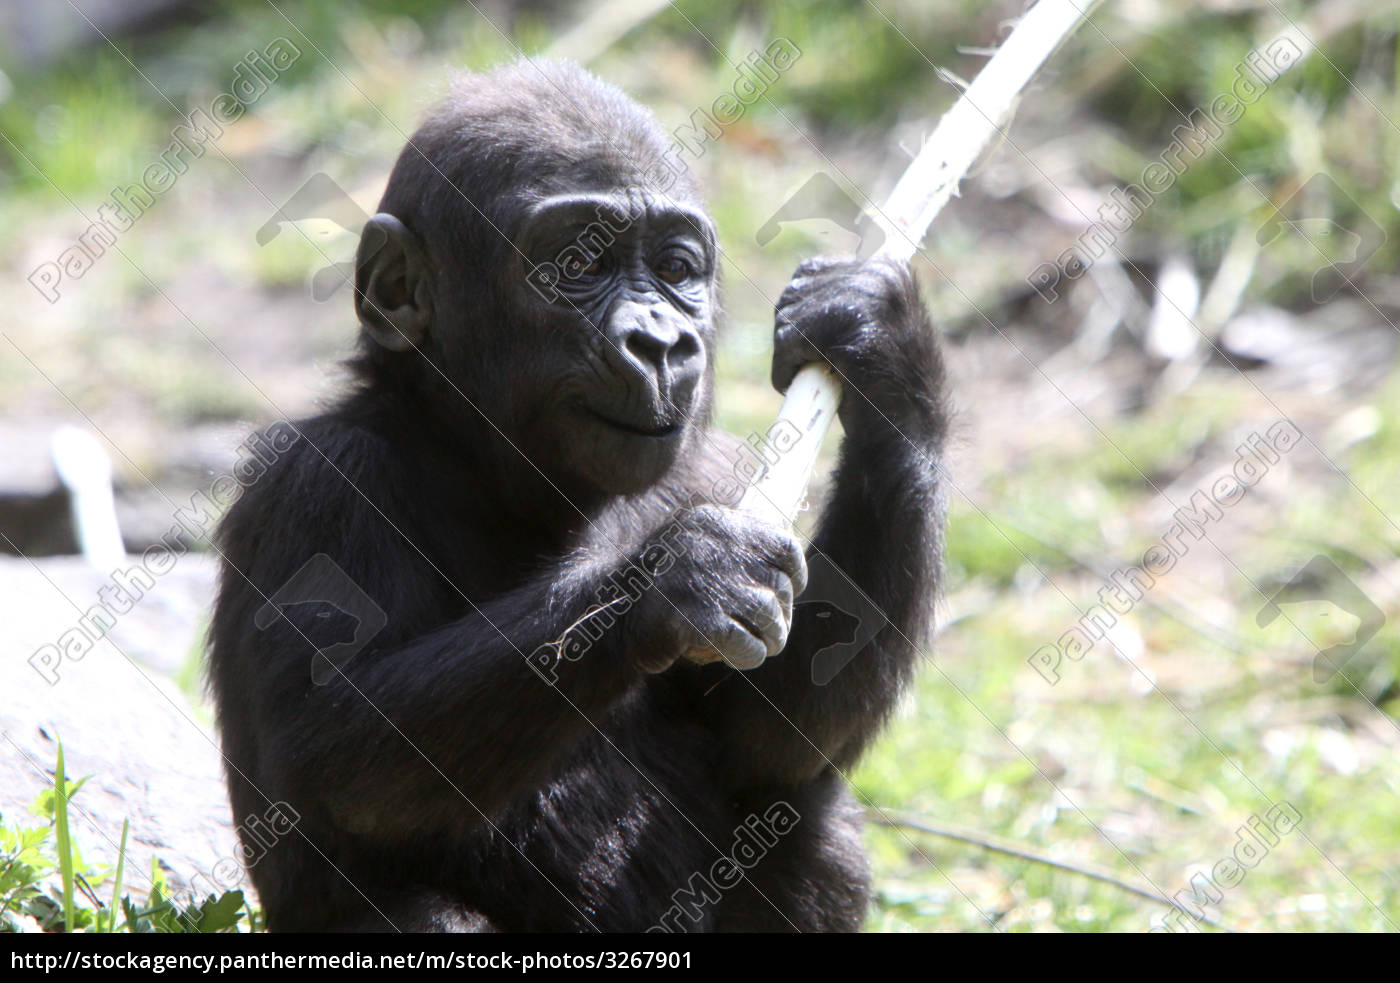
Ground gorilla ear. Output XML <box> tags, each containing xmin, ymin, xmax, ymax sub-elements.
<box><xmin>354</xmin><ymin>213</ymin><xmax>431</xmax><ymax>352</ymax></box>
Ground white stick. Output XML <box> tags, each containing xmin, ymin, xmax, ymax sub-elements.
<box><xmin>738</xmin><ymin>362</ymin><xmax>840</xmax><ymax>527</ymax></box>
<box><xmin>743</xmin><ymin>0</ymin><xmax>1098</xmax><ymax>524</ymax></box>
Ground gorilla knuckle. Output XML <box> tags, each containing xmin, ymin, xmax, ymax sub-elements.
<box><xmin>717</xmin><ymin>623</ymin><xmax>771</xmax><ymax>670</ymax></box>
<box><xmin>752</xmin><ymin>593</ymin><xmax>791</xmax><ymax>655</ymax></box>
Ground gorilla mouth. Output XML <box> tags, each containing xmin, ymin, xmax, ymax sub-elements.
<box><xmin>588</xmin><ymin>408</ymin><xmax>680</xmax><ymax>439</ymax></box>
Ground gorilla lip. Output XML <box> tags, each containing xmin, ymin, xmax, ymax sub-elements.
<box><xmin>588</xmin><ymin>408</ymin><xmax>679</xmax><ymax>439</ymax></box>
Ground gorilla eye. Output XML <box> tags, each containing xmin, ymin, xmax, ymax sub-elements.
<box><xmin>568</xmin><ymin>255</ymin><xmax>603</xmax><ymax>278</ymax></box>
<box><xmin>655</xmin><ymin>257</ymin><xmax>693</xmax><ymax>285</ymax></box>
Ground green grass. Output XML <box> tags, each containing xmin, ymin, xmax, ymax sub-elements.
<box><xmin>0</xmin><ymin>745</ymin><xmax>249</xmax><ymax>934</ymax></box>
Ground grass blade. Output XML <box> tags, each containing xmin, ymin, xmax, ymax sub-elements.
<box><xmin>107</xmin><ymin>819</ymin><xmax>129</xmax><ymax>933</ymax></box>
<box><xmin>53</xmin><ymin>743</ymin><xmax>75</xmax><ymax>933</ymax></box>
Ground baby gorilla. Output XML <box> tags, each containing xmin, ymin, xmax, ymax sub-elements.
<box><xmin>208</xmin><ymin>59</ymin><xmax>948</xmax><ymax>932</ymax></box>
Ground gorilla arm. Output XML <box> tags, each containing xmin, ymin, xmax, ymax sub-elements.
<box><xmin>213</xmin><ymin>452</ymin><xmax>653</xmax><ymax>838</ymax></box>
<box><xmin>699</xmin><ymin>257</ymin><xmax>949</xmax><ymax>789</ymax></box>
<box><xmin>213</xmin><ymin>422</ymin><xmax>805</xmax><ymax>838</ymax></box>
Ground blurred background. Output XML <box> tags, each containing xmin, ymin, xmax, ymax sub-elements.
<box><xmin>2</xmin><ymin>0</ymin><xmax>1398</xmax><ymax>932</ymax></box>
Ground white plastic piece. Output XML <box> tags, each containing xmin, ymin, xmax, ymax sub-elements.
<box><xmin>50</xmin><ymin>426</ymin><xmax>126</xmax><ymax>571</ymax></box>
<box><xmin>1146</xmin><ymin>254</ymin><xmax>1201</xmax><ymax>361</ymax></box>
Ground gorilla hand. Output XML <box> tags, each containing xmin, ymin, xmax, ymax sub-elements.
<box><xmin>771</xmin><ymin>256</ymin><xmax>942</xmax><ymax>435</ymax></box>
<box><xmin>628</xmin><ymin>504</ymin><xmax>808</xmax><ymax>672</ymax></box>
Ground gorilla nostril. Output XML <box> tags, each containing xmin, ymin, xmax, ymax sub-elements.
<box><xmin>669</xmin><ymin>333</ymin><xmax>700</xmax><ymax>365</ymax></box>
<box><xmin>624</xmin><ymin>330</ymin><xmax>670</xmax><ymax>371</ymax></box>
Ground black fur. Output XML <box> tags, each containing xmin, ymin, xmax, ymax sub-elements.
<box><xmin>208</xmin><ymin>60</ymin><xmax>947</xmax><ymax>932</ymax></box>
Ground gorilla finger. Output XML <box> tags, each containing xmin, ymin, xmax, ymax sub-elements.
<box><xmin>728</xmin><ymin>589</ymin><xmax>789</xmax><ymax>658</ymax></box>
<box><xmin>678</xmin><ymin>642</ymin><xmax>725</xmax><ymax>667</ymax></box>
<box><xmin>772</xmin><ymin>572</ymin><xmax>793</xmax><ymax>619</ymax></box>
<box><xmin>783</xmin><ymin>540</ymin><xmax>809</xmax><ymax>596</ymax></box>
<box><xmin>754</xmin><ymin>533</ymin><xmax>807</xmax><ymax>598</ymax></box>
<box><xmin>752</xmin><ymin>592</ymin><xmax>791</xmax><ymax>657</ymax></box>
<box><xmin>770</xmin><ymin>336</ymin><xmax>825</xmax><ymax>393</ymax></box>
<box><xmin>777</xmin><ymin>283</ymin><xmax>806</xmax><ymax>309</ymax></box>
<box><xmin>712</xmin><ymin>622</ymin><xmax>770</xmax><ymax>671</ymax></box>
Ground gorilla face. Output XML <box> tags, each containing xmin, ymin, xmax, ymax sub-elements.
<box><xmin>510</xmin><ymin>190</ymin><xmax>716</xmax><ymax>495</ymax></box>
<box><xmin>350</xmin><ymin>60</ymin><xmax>720</xmax><ymax>501</ymax></box>
<box><xmin>350</xmin><ymin>186</ymin><xmax>717</xmax><ymax>498</ymax></box>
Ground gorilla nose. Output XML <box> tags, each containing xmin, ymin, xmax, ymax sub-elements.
<box><xmin>617</xmin><ymin>309</ymin><xmax>703</xmax><ymax>394</ymax></box>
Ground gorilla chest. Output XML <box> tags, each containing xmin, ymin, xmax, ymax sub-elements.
<box><xmin>479</xmin><ymin>709</ymin><xmax>734</xmax><ymax>930</ymax></box>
